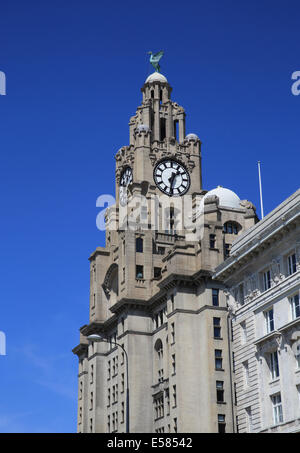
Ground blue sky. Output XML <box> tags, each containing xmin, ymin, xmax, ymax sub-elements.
<box><xmin>0</xmin><ymin>0</ymin><xmax>299</xmax><ymax>432</ymax></box>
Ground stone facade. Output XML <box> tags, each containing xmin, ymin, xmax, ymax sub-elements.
<box><xmin>72</xmin><ymin>72</ymin><xmax>258</xmax><ymax>433</ymax></box>
<box><xmin>214</xmin><ymin>189</ymin><xmax>300</xmax><ymax>433</ymax></box>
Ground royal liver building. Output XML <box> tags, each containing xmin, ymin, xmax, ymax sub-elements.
<box><xmin>73</xmin><ymin>69</ymin><xmax>300</xmax><ymax>433</ymax></box>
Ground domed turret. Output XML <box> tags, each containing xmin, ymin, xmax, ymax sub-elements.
<box><xmin>202</xmin><ymin>186</ymin><xmax>241</xmax><ymax>209</ymax></box>
<box><xmin>145</xmin><ymin>72</ymin><xmax>168</xmax><ymax>84</ymax></box>
<box><xmin>185</xmin><ymin>133</ymin><xmax>199</xmax><ymax>142</ymax></box>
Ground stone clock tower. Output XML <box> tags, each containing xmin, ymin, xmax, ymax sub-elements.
<box><xmin>73</xmin><ymin>71</ymin><xmax>258</xmax><ymax>433</ymax></box>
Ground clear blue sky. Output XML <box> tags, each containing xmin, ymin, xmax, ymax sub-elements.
<box><xmin>0</xmin><ymin>0</ymin><xmax>299</xmax><ymax>432</ymax></box>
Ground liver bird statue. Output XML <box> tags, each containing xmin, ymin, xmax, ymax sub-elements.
<box><xmin>148</xmin><ymin>51</ymin><xmax>164</xmax><ymax>72</ymax></box>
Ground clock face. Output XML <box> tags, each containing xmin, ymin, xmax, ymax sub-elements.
<box><xmin>119</xmin><ymin>167</ymin><xmax>133</xmax><ymax>206</ymax></box>
<box><xmin>153</xmin><ymin>160</ymin><xmax>190</xmax><ymax>196</ymax></box>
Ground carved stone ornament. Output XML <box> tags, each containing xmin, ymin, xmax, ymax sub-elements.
<box><xmin>256</xmin><ymin>333</ymin><xmax>282</xmax><ymax>356</ymax></box>
<box><xmin>227</xmin><ymin>295</ymin><xmax>238</xmax><ymax>316</ymax></box>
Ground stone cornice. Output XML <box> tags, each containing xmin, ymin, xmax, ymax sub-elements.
<box><xmin>214</xmin><ymin>189</ymin><xmax>300</xmax><ymax>281</ymax></box>
<box><xmin>72</xmin><ymin>343</ymin><xmax>88</xmax><ymax>357</ymax></box>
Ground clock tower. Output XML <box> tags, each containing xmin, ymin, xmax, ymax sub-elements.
<box><xmin>73</xmin><ymin>71</ymin><xmax>258</xmax><ymax>433</ymax></box>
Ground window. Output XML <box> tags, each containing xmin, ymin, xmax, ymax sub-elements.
<box><xmin>243</xmin><ymin>361</ymin><xmax>249</xmax><ymax>387</ymax></box>
<box><xmin>172</xmin><ymin>354</ymin><xmax>176</xmax><ymax>375</ymax></box>
<box><xmin>173</xmin><ymin>385</ymin><xmax>177</xmax><ymax>407</ymax></box>
<box><xmin>154</xmin><ymin>267</ymin><xmax>162</xmax><ymax>279</ymax></box>
<box><xmin>154</xmin><ymin>395</ymin><xmax>164</xmax><ymax>420</ymax></box>
<box><xmin>90</xmin><ymin>391</ymin><xmax>93</xmax><ymax>410</ymax></box>
<box><xmin>121</xmin><ymin>402</ymin><xmax>124</xmax><ymax>423</ymax></box>
<box><xmin>107</xmin><ymin>361</ymin><xmax>111</xmax><ymax>380</ymax></box>
<box><xmin>295</xmin><ymin>344</ymin><xmax>300</xmax><ymax>369</ymax></box>
<box><xmin>223</xmin><ymin>222</ymin><xmax>239</xmax><ymax>235</ymax></box>
<box><xmin>121</xmin><ymin>373</ymin><xmax>125</xmax><ymax>392</ymax></box>
<box><xmin>171</xmin><ymin>323</ymin><xmax>175</xmax><ymax>344</ymax></box>
<box><xmin>155</xmin><ymin>339</ymin><xmax>164</xmax><ymax>383</ymax></box>
<box><xmin>136</xmin><ymin>265</ymin><xmax>144</xmax><ymax>279</ymax></box>
<box><xmin>269</xmin><ymin>351</ymin><xmax>280</xmax><ymax>380</ymax></box>
<box><xmin>288</xmin><ymin>253</ymin><xmax>297</xmax><ymax>275</ymax></box>
<box><xmin>240</xmin><ymin>321</ymin><xmax>247</xmax><ymax>344</ymax></box>
<box><xmin>291</xmin><ymin>294</ymin><xmax>300</xmax><ymax>320</ymax></box>
<box><xmin>263</xmin><ymin>270</ymin><xmax>271</xmax><ymax>291</ymax></box>
<box><xmin>107</xmin><ymin>388</ymin><xmax>111</xmax><ymax>406</ymax></box>
<box><xmin>173</xmin><ymin>417</ymin><xmax>177</xmax><ymax>433</ymax></box>
<box><xmin>90</xmin><ymin>364</ymin><xmax>94</xmax><ymax>384</ymax></box>
<box><xmin>224</xmin><ymin>243</ymin><xmax>230</xmax><ymax>259</ymax></box>
<box><xmin>245</xmin><ymin>406</ymin><xmax>252</xmax><ymax>432</ymax></box>
<box><xmin>271</xmin><ymin>393</ymin><xmax>283</xmax><ymax>424</ymax></box>
<box><xmin>212</xmin><ymin>288</ymin><xmax>219</xmax><ymax>306</ymax></box>
<box><xmin>210</xmin><ymin>234</ymin><xmax>216</xmax><ymax>249</ymax></box>
<box><xmin>218</xmin><ymin>414</ymin><xmax>226</xmax><ymax>433</ymax></box>
<box><xmin>265</xmin><ymin>308</ymin><xmax>274</xmax><ymax>333</ymax></box>
<box><xmin>165</xmin><ymin>388</ymin><xmax>170</xmax><ymax>415</ymax></box>
<box><xmin>213</xmin><ymin>317</ymin><xmax>221</xmax><ymax>338</ymax></box>
<box><xmin>216</xmin><ymin>381</ymin><xmax>224</xmax><ymax>403</ymax></box>
<box><xmin>136</xmin><ymin>237</ymin><xmax>143</xmax><ymax>253</ymax></box>
<box><xmin>215</xmin><ymin>349</ymin><xmax>223</xmax><ymax>370</ymax></box>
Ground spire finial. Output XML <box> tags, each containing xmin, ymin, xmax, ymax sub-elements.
<box><xmin>147</xmin><ymin>50</ymin><xmax>164</xmax><ymax>72</ymax></box>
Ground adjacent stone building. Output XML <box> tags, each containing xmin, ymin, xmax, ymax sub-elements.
<box><xmin>214</xmin><ymin>189</ymin><xmax>300</xmax><ymax>433</ymax></box>
<box><xmin>72</xmin><ymin>71</ymin><xmax>261</xmax><ymax>433</ymax></box>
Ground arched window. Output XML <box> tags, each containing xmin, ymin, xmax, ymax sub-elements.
<box><xmin>223</xmin><ymin>221</ymin><xmax>239</xmax><ymax>235</ymax></box>
<box><xmin>154</xmin><ymin>339</ymin><xmax>164</xmax><ymax>383</ymax></box>
<box><xmin>136</xmin><ymin>237</ymin><xmax>143</xmax><ymax>253</ymax></box>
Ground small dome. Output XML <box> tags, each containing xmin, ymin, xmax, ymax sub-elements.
<box><xmin>145</xmin><ymin>72</ymin><xmax>168</xmax><ymax>84</ymax></box>
<box><xmin>202</xmin><ymin>186</ymin><xmax>241</xmax><ymax>209</ymax></box>
<box><xmin>136</xmin><ymin>124</ymin><xmax>150</xmax><ymax>133</ymax></box>
<box><xmin>185</xmin><ymin>133</ymin><xmax>199</xmax><ymax>141</ymax></box>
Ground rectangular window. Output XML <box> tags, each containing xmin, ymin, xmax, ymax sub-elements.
<box><xmin>288</xmin><ymin>253</ymin><xmax>297</xmax><ymax>275</ymax></box>
<box><xmin>215</xmin><ymin>349</ymin><xmax>223</xmax><ymax>370</ymax></box>
<box><xmin>173</xmin><ymin>417</ymin><xmax>177</xmax><ymax>433</ymax></box>
<box><xmin>269</xmin><ymin>351</ymin><xmax>280</xmax><ymax>380</ymax></box>
<box><xmin>107</xmin><ymin>360</ymin><xmax>111</xmax><ymax>380</ymax></box>
<box><xmin>173</xmin><ymin>385</ymin><xmax>177</xmax><ymax>407</ymax></box>
<box><xmin>224</xmin><ymin>243</ymin><xmax>230</xmax><ymax>259</ymax></box>
<box><xmin>240</xmin><ymin>321</ymin><xmax>247</xmax><ymax>344</ymax></box>
<box><xmin>291</xmin><ymin>294</ymin><xmax>300</xmax><ymax>320</ymax></box>
<box><xmin>216</xmin><ymin>381</ymin><xmax>224</xmax><ymax>403</ymax></box>
<box><xmin>213</xmin><ymin>317</ymin><xmax>221</xmax><ymax>338</ymax></box>
<box><xmin>121</xmin><ymin>373</ymin><xmax>125</xmax><ymax>393</ymax></box>
<box><xmin>263</xmin><ymin>270</ymin><xmax>271</xmax><ymax>291</ymax></box>
<box><xmin>218</xmin><ymin>414</ymin><xmax>226</xmax><ymax>433</ymax></box>
<box><xmin>245</xmin><ymin>406</ymin><xmax>252</xmax><ymax>432</ymax></box>
<box><xmin>295</xmin><ymin>344</ymin><xmax>300</xmax><ymax>369</ymax></box>
<box><xmin>210</xmin><ymin>234</ymin><xmax>216</xmax><ymax>249</ymax></box>
<box><xmin>243</xmin><ymin>361</ymin><xmax>249</xmax><ymax>387</ymax></box>
<box><xmin>154</xmin><ymin>267</ymin><xmax>162</xmax><ymax>279</ymax></box>
<box><xmin>265</xmin><ymin>308</ymin><xmax>274</xmax><ymax>333</ymax></box>
<box><xmin>107</xmin><ymin>388</ymin><xmax>111</xmax><ymax>406</ymax></box>
<box><xmin>121</xmin><ymin>402</ymin><xmax>124</xmax><ymax>424</ymax></box>
<box><xmin>136</xmin><ymin>237</ymin><xmax>143</xmax><ymax>253</ymax></box>
<box><xmin>271</xmin><ymin>393</ymin><xmax>283</xmax><ymax>424</ymax></box>
<box><xmin>90</xmin><ymin>391</ymin><xmax>93</xmax><ymax>410</ymax></box>
<box><xmin>212</xmin><ymin>288</ymin><xmax>219</xmax><ymax>306</ymax></box>
<box><xmin>171</xmin><ymin>322</ymin><xmax>175</xmax><ymax>344</ymax></box>
<box><xmin>136</xmin><ymin>265</ymin><xmax>144</xmax><ymax>279</ymax></box>
<box><xmin>172</xmin><ymin>354</ymin><xmax>176</xmax><ymax>375</ymax></box>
